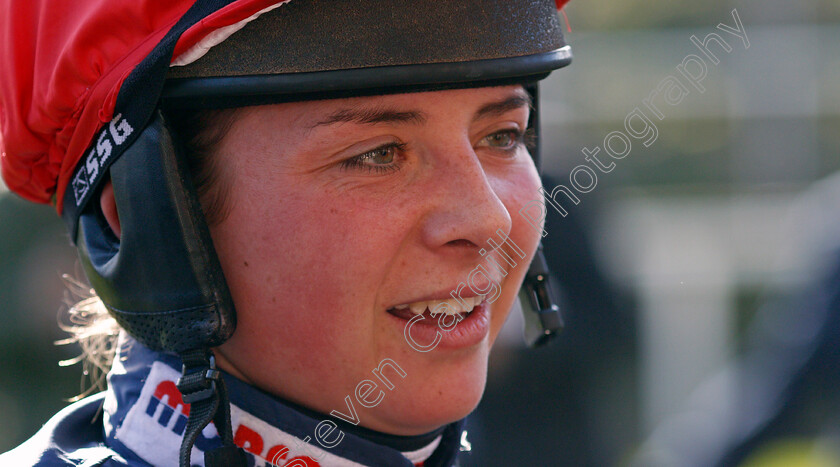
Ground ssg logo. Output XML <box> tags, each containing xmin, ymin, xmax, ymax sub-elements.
<box><xmin>72</xmin><ymin>113</ymin><xmax>133</xmax><ymax>206</ymax></box>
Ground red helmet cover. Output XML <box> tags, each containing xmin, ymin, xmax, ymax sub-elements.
<box><xmin>0</xmin><ymin>0</ymin><xmax>281</xmax><ymax>209</ymax></box>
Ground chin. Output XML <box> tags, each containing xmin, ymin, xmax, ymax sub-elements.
<box><xmin>371</xmin><ymin>344</ymin><xmax>491</xmax><ymax>435</ymax></box>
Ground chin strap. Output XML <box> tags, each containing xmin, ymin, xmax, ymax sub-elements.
<box><xmin>520</xmin><ymin>242</ymin><xmax>564</xmax><ymax>347</ymax></box>
<box><xmin>176</xmin><ymin>349</ymin><xmax>246</xmax><ymax>467</ymax></box>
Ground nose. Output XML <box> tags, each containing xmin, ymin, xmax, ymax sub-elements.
<box><xmin>420</xmin><ymin>138</ymin><xmax>512</xmax><ymax>255</ymax></box>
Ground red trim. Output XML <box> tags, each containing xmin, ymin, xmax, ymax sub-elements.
<box><xmin>0</xmin><ymin>0</ymin><xmax>291</xmax><ymax>211</ymax></box>
<box><xmin>54</xmin><ymin>15</ymin><xmax>185</xmax><ymax>212</ymax></box>
<box><xmin>173</xmin><ymin>0</ymin><xmax>285</xmax><ymax>61</ymax></box>
<box><xmin>1</xmin><ymin>0</ymin><xmax>196</xmax><ymax>207</ymax></box>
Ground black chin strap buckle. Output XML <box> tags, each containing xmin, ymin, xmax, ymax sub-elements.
<box><xmin>176</xmin><ymin>349</ymin><xmax>246</xmax><ymax>467</ymax></box>
<box><xmin>520</xmin><ymin>243</ymin><xmax>564</xmax><ymax>347</ymax></box>
<box><xmin>177</xmin><ymin>353</ymin><xmax>220</xmax><ymax>404</ymax></box>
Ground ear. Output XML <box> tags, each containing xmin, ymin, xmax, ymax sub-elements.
<box><xmin>100</xmin><ymin>179</ymin><xmax>121</xmax><ymax>238</ymax></box>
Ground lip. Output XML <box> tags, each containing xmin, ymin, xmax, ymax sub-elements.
<box><xmin>386</xmin><ymin>299</ymin><xmax>491</xmax><ymax>350</ymax></box>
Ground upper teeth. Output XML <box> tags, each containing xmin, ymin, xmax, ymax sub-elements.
<box><xmin>393</xmin><ymin>295</ymin><xmax>486</xmax><ymax>316</ymax></box>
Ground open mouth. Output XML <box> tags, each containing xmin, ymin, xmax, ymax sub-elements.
<box><xmin>386</xmin><ymin>295</ymin><xmax>487</xmax><ymax>322</ymax></box>
<box><xmin>386</xmin><ymin>294</ymin><xmax>492</xmax><ymax>349</ymax></box>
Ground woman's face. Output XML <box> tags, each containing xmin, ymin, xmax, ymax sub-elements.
<box><xmin>211</xmin><ymin>85</ymin><xmax>544</xmax><ymax>435</ymax></box>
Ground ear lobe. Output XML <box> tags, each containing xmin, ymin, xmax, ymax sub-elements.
<box><xmin>100</xmin><ymin>180</ymin><xmax>121</xmax><ymax>238</ymax></box>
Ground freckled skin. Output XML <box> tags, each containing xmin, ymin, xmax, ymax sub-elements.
<box><xmin>210</xmin><ymin>86</ymin><xmax>544</xmax><ymax>436</ymax></box>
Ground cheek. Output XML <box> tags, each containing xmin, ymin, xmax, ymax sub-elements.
<box><xmin>492</xmin><ymin>160</ymin><xmax>543</xmax><ymax>259</ymax></box>
<box><xmin>486</xmin><ymin>161</ymin><xmax>543</xmax><ymax>335</ymax></box>
<box><xmin>212</xmin><ymin>184</ymin><xmax>410</xmax><ymax>361</ymax></box>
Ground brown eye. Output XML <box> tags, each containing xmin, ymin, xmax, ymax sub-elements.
<box><xmin>487</xmin><ymin>131</ymin><xmax>514</xmax><ymax>148</ymax></box>
<box><xmin>479</xmin><ymin>129</ymin><xmax>523</xmax><ymax>151</ymax></box>
<box><xmin>340</xmin><ymin>142</ymin><xmax>406</xmax><ymax>174</ymax></box>
<box><xmin>363</xmin><ymin>146</ymin><xmax>396</xmax><ymax>165</ymax></box>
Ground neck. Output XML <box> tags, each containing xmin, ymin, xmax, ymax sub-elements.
<box><xmin>103</xmin><ymin>335</ymin><xmax>468</xmax><ymax>467</ymax></box>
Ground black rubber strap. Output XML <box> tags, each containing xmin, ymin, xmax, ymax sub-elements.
<box><xmin>520</xmin><ymin>244</ymin><xmax>564</xmax><ymax>347</ymax></box>
<box><xmin>177</xmin><ymin>349</ymin><xmax>246</xmax><ymax>467</ymax></box>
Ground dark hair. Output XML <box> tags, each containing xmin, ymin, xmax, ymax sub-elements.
<box><xmin>165</xmin><ymin>108</ymin><xmax>242</xmax><ymax>225</ymax></box>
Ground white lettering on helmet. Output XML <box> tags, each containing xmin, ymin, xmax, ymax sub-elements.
<box><xmin>71</xmin><ymin>166</ymin><xmax>90</xmax><ymax>205</ymax></box>
<box><xmin>84</xmin><ymin>146</ymin><xmax>99</xmax><ymax>187</ymax></box>
<box><xmin>109</xmin><ymin>113</ymin><xmax>133</xmax><ymax>145</ymax></box>
<box><xmin>74</xmin><ymin>113</ymin><xmax>135</xmax><ymax>207</ymax></box>
<box><xmin>96</xmin><ymin>131</ymin><xmax>112</xmax><ymax>164</ymax></box>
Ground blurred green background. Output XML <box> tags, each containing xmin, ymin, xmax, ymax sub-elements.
<box><xmin>2</xmin><ymin>0</ymin><xmax>839</xmax><ymax>465</ymax></box>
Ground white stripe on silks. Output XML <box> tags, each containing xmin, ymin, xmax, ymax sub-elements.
<box><xmin>171</xmin><ymin>0</ymin><xmax>293</xmax><ymax>68</ymax></box>
<box><xmin>401</xmin><ymin>435</ymin><xmax>441</xmax><ymax>465</ymax></box>
<box><xmin>113</xmin><ymin>361</ymin><xmax>369</xmax><ymax>467</ymax></box>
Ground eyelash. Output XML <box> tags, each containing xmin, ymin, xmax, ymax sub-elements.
<box><xmin>340</xmin><ymin>142</ymin><xmax>407</xmax><ymax>174</ymax></box>
<box><xmin>339</xmin><ymin>128</ymin><xmax>535</xmax><ymax>174</ymax></box>
<box><xmin>481</xmin><ymin>128</ymin><xmax>529</xmax><ymax>152</ymax></box>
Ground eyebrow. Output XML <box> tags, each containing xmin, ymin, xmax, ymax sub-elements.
<box><xmin>473</xmin><ymin>93</ymin><xmax>533</xmax><ymax>121</ymax></box>
<box><xmin>309</xmin><ymin>90</ymin><xmax>532</xmax><ymax>130</ymax></box>
<box><xmin>311</xmin><ymin>107</ymin><xmax>427</xmax><ymax>129</ymax></box>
